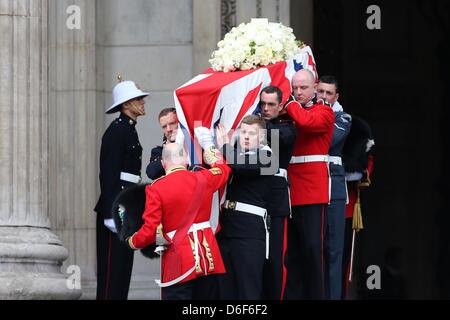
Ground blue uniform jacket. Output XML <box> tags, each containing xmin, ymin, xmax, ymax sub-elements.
<box><xmin>329</xmin><ymin>111</ymin><xmax>352</xmax><ymax>200</ymax></box>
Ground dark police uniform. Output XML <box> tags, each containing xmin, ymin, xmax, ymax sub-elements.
<box><xmin>146</xmin><ymin>145</ymin><xmax>164</xmax><ymax>180</ymax></box>
<box><xmin>94</xmin><ymin>112</ymin><xmax>142</xmax><ymax>300</ymax></box>
<box><xmin>263</xmin><ymin>113</ymin><xmax>296</xmax><ymax>300</ymax></box>
<box><xmin>217</xmin><ymin>143</ymin><xmax>276</xmax><ymax>300</ymax></box>
<box><xmin>324</xmin><ymin>111</ymin><xmax>352</xmax><ymax>300</ymax></box>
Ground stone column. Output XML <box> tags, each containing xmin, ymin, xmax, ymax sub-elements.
<box><xmin>0</xmin><ymin>0</ymin><xmax>81</xmax><ymax>299</ymax></box>
<box><xmin>48</xmin><ymin>0</ymin><xmax>98</xmax><ymax>299</ymax></box>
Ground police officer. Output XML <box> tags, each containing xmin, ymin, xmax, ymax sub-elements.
<box><xmin>210</xmin><ymin>115</ymin><xmax>277</xmax><ymax>300</ymax></box>
<box><xmin>317</xmin><ymin>75</ymin><xmax>352</xmax><ymax>300</ymax></box>
<box><xmin>127</xmin><ymin>143</ymin><xmax>231</xmax><ymax>300</ymax></box>
<box><xmin>146</xmin><ymin>108</ymin><xmax>178</xmax><ymax>180</ymax></box>
<box><xmin>259</xmin><ymin>86</ymin><xmax>296</xmax><ymax>300</ymax></box>
<box><xmin>94</xmin><ymin>78</ymin><xmax>149</xmax><ymax>300</ymax></box>
<box><xmin>283</xmin><ymin>69</ymin><xmax>335</xmax><ymax>300</ymax></box>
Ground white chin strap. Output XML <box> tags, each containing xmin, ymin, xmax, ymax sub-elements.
<box><xmin>130</xmin><ymin>101</ymin><xmax>144</xmax><ymax>116</ymax></box>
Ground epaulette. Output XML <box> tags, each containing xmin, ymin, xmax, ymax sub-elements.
<box><xmin>204</xmin><ymin>146</ymin><xmax>224</xmax><ymax>166</ymax></box>
<box><xmin>151</xmin><ymin>175</ymin><xmax>166</xmax><ymax>185</ymax></box>
<box><xmin>209</xmin><ymin>167</ymin><xmax>223</xmax><ymax>175</ymax></box>
<box><xmin>341</xmin><ymin>113</ymin><xmax>352</xmax><ymax>123</ymax></box>
<box><xmin>317</xmin><ymin>98</ymin><xmax>331</xmax><ymax>107</ymax></box>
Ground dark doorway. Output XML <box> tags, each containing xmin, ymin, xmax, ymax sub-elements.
<box><xmin>290</xmin><ymin>0</ymin><xmax>449</xmax><ymax>299</ymax></box>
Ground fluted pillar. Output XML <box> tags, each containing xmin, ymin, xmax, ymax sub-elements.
<box><xmin>0</xmin><ymin>0</ymin><xmax>81</xmax><ymax>299</ymax></box>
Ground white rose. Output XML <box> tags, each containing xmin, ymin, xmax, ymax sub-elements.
<box><xmin>210</xmin><ymin>19</ymin><xmax>304</xmax><ymax>71</ymax></box>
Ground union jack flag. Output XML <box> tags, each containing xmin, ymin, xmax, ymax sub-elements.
<box><xmin>173</xmin><ymin>45</ymin><xmax>318</xmax><ymax>233</ymax></box>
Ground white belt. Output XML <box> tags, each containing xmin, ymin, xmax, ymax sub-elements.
<box><xmin>224</xmin><ymin>201</ymin><xmax>266</xmax><ymax>218</ymax></box>
<box><xmin>155</xmin><ymin>221</ymin><xmax>211</xmax><ymax>288</ymax></box>
<box><xmin>290</xmin><ymin>155</ymin><xmax>329</xmax><ymax>164</ymax></box>
<box><xmin>120</xmin><ymin>171</ymin><xmax>141</xmax><ymax>184</ymax></box>
<box><xmin>328</xmin><ymin>156</ymin><xmax>342</xmax><ymax>166</ymax></box>
<box><xmin>166</xmin><ymin>221</ymin><xmax>211</xmax><ymax>240</ymax></box>
<box><xmin>274</xmin><ymin>168</ymin><xmax>288</xmax><ymax>180</ymax></box>
<box><xmin>224</xmin><ymin>201</ymin><xmax>269</xmax><ymax>259</ymax></box>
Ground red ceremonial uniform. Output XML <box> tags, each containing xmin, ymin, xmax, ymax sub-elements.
<box><xmin>285</xmin><ymin>100</ymin><xmax>334</xmax><ymax>205</ymax></box>
<box><xmin>129</xmin><ymin>163</ymin><xmax>231</xmax><ymax>286</ymax></box>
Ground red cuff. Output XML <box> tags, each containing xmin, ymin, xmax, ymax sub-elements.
<box><xmin>128</xmin><ymin>233</ymin><xmax>138</xmax><ymax>250</ymax></box>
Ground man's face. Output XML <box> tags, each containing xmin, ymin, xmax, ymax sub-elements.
<box><xmin>317</xmin><ymin>82</ymin><xmax>339</xmax><ymax>105</ymax></box>
<box><xmin>125</xmin><ymin>97</ymin><xmax>146</xmax><ymax>117</ymax></box>
<box><xmin>260</xmin><ymin>92</ymin><xmax>282</xmax><ymax>120</ymax></box>
<box><xmin>159</xmin><ymin>112</ymin><xmax>178</xmax><ymax>142</ymax></box>
<box><xmin>239</xmin><ymin>123</ymin><xmax>263</xmax><ymax>151</ymax></box>
<box><xmin>292</xmin><ymin>72</ymin><xmax>316</xmax><ymax>105</ymax></box>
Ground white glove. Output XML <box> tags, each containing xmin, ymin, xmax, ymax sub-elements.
<box><xmin>156</xmin><ymin>224</ymin><xmax>169</xmax><ymax>246</ymax></box>
<box><xmin>194</xmin><ymin>127</ymin><xmax>215</xmax><ymax>150</ymax></box>
<box><xmin>175</xmin><ymin>127</ymin><xmax>185</xmax><ymax>145</ymax></box>
<box><xmin>104</xmin><ymin>218</ymin><xmax>117</xmax><ymax>233</ymax></box>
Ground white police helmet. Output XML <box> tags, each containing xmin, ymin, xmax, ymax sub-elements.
<box><xmin>106</xmin><ymin>80</ymin><xmax>149</xmax><ymax>114</ymax></box>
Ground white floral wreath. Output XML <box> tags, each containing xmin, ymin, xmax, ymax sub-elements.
<box><xmin>209</xmin><ymin>18</ymin><xmax>303</xmax><ymax>72</ymax></box>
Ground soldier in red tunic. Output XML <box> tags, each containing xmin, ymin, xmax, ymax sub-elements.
<box><xmin>283</xmin><ymin>69</ymin><xmax>335</xmax><ymax>299</ymax></box>
<box><xmin>127</xmin><ymin>143</ymin><xmax>231</xmax><ymax>300</ymax></box>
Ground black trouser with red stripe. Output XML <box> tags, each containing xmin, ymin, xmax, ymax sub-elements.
<box><xmin>263</xmin><ymin>216</ymin><xmax>289</xmax><ymax>300</ymax></box>
<box><xmin>283</xmin><ymin>204</ymin><xmax>327</xmax><ymax>300</ymax></box>
<box><xmin>96</xmin><ymin>212</ymin><xmax>134</xmax><ymax>300</ymax></box>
